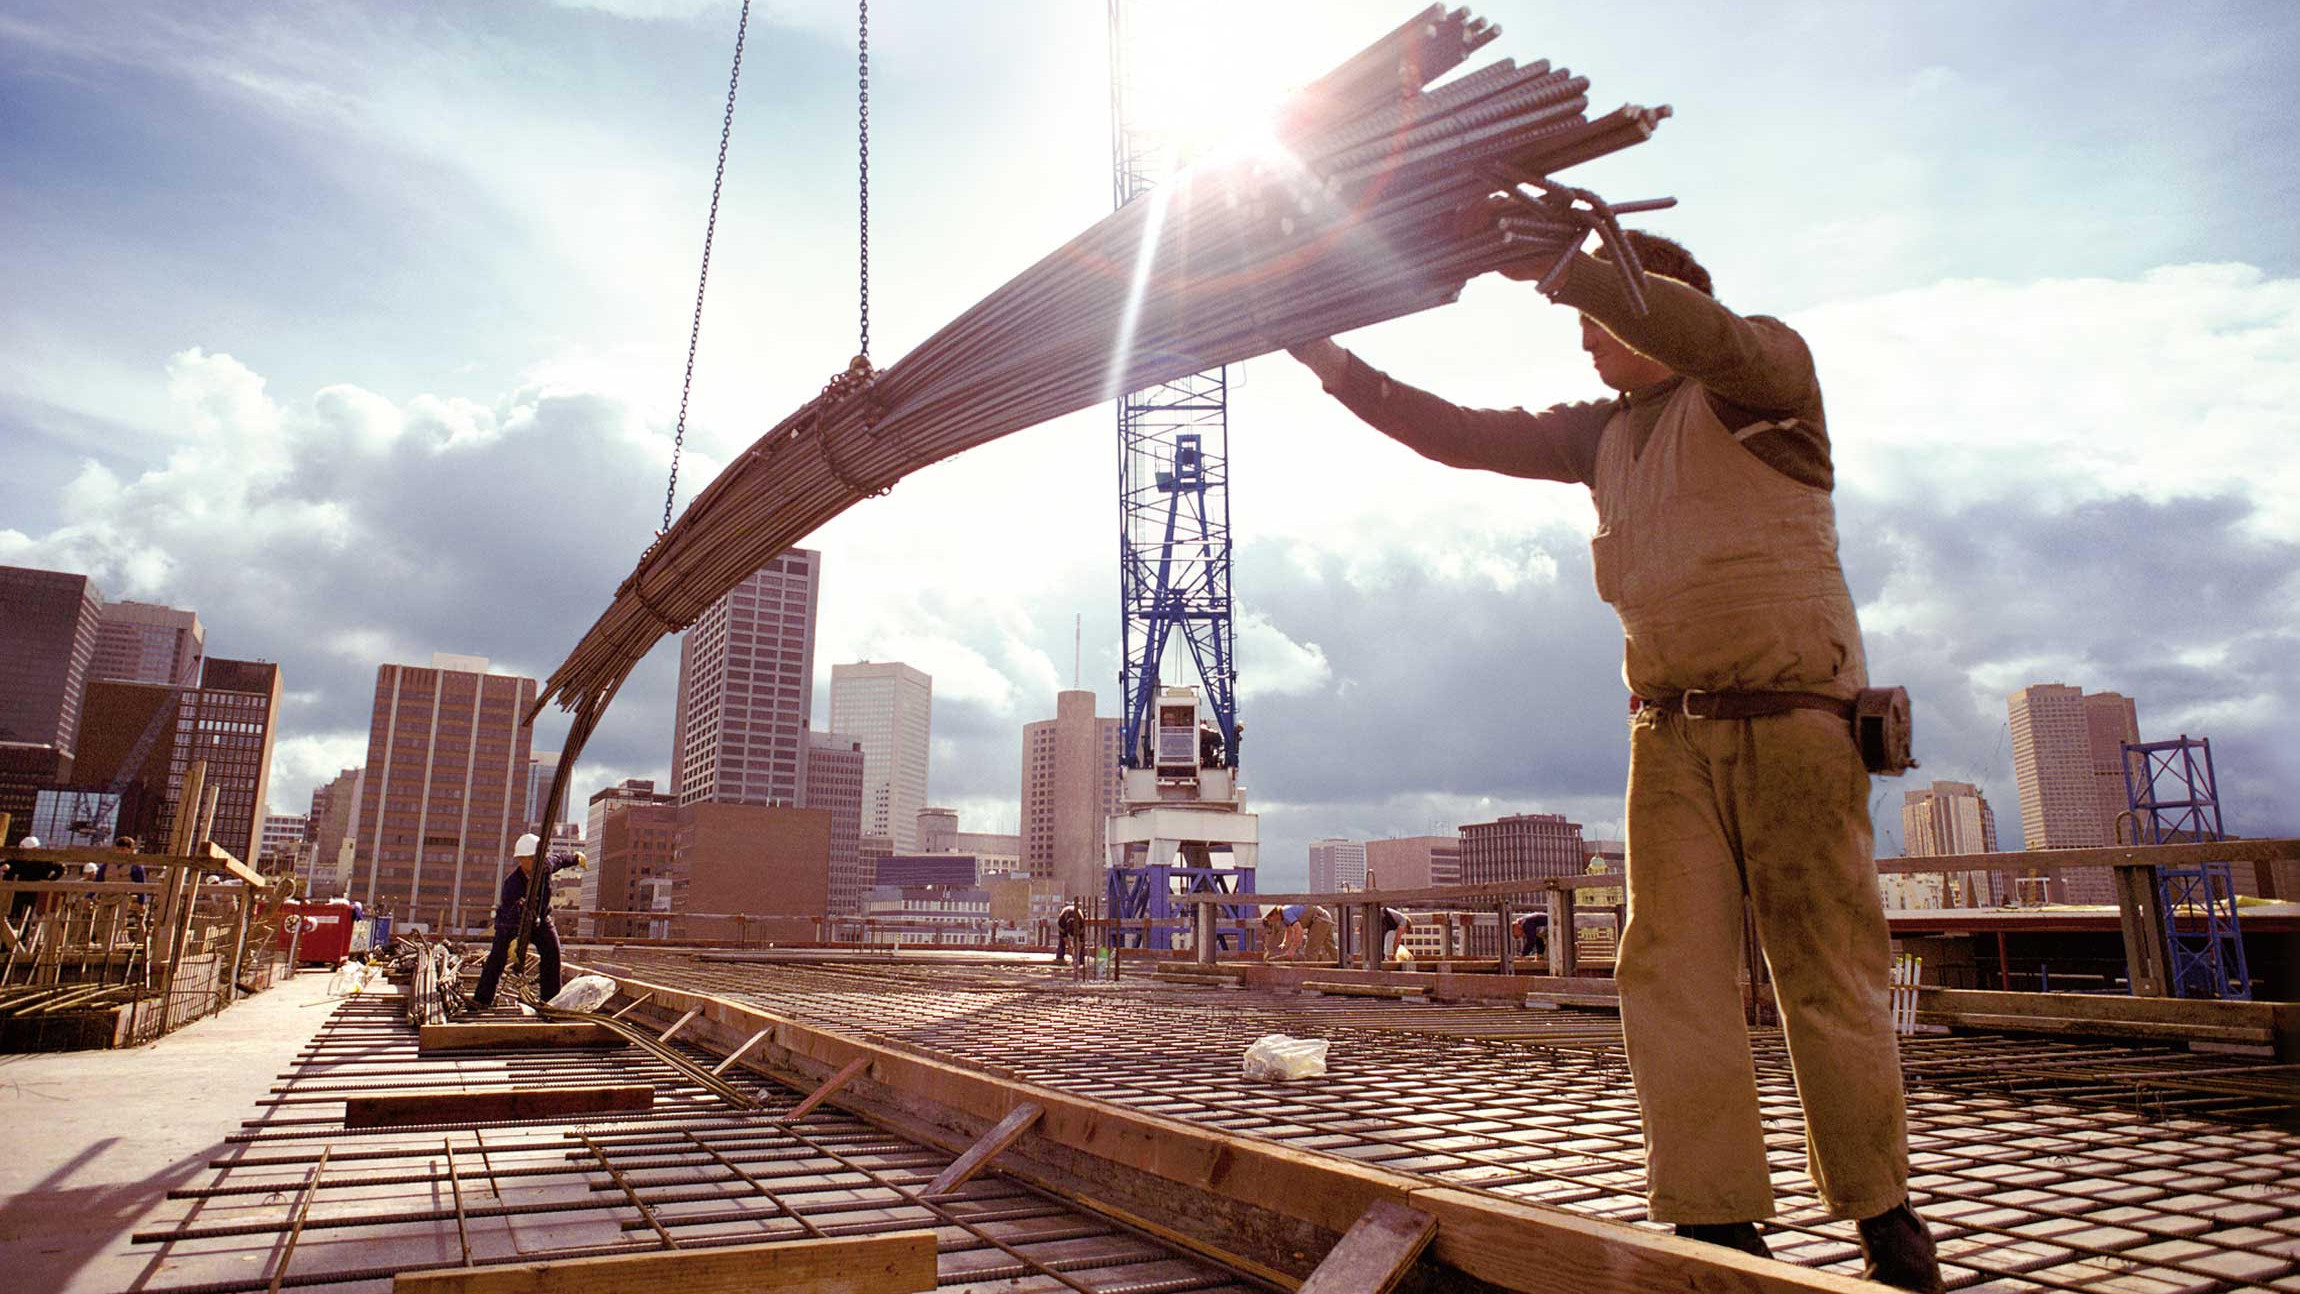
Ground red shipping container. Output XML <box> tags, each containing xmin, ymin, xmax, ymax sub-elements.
<box><xmin>279</xmin><ymin>901</ymin><xmax>357</xmax><ymax>965</ymax></box>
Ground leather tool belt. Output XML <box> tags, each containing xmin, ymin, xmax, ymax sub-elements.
<box><xmin>1631</xmin><ymin>686</ymin><xmax>1918</xmax><ymax>776</ymax></box>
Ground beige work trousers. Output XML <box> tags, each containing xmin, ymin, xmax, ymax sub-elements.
<box><xmin>1302</xmin><ymin>908</ymin><xmax>1337</xmax><ymax>962</ymax></box>
<box><xmin>1616</xmin><ymin>705</ymin><xmax>1909</xmax><ymax>1223</ymax></box>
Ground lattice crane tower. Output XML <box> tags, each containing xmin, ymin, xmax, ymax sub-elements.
<box><xmin>1108</xmin><ymin>0</ymin><xmax>1240</xmax><ymax>775</ymax></box>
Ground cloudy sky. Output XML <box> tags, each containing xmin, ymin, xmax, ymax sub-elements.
<box><xmin>5</xmin><ymin>1</ymin><xmax>2296</xmax><ymax>885</ymax></box>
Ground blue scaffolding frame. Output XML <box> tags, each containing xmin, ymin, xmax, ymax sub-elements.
<box><xmin>2123</xmin><ymin>736</ymin><xmax>2250</xmax><ymax>1000</ymax></box>
<box><xmin>1105</xmin><ymin>865</ymin><xmax>1257</xmax><ymax>952</ymax></box>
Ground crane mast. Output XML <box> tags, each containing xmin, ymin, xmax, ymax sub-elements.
<box><xmin>1108</xmin><ymin>0</ymin><xmax>1240</xmax><ymax>775</ymax></box>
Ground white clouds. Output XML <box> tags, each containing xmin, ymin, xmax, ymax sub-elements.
<box><xmin>1234</xmin><ymin>610</ymin><xmax>1329</xmax><ymax>700</ymax></box>
<box><xmin>1803</xmin><ymin>263</ymin><xmax>2300</xmax><ymax>538</ymax></box>
<box><xmin>265</xmin><ymin>734</ymin><xmax>370</xmax><ymax>817</ymax></box>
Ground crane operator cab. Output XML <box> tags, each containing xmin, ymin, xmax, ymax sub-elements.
<box><xmin>1131</xmin><ymin>686</ymin><xmax>1240</xmax><ymax>808</ymax></box>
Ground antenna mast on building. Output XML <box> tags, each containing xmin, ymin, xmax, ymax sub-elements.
<box><xmin>1109</xmin><ymin>0</ymin><xmax>1240</xmax><ymax>773</ymax></box>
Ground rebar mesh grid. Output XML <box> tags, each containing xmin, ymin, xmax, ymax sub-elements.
<box><xmin>125</xmin><ymin>992</ymin><xmax>1265</xmax><ymax>1294</ymax></box>
<box><xmin>594</xmin><ymin>951</ymin><xmax>2300</xmax><ymax>1293</ymax></box>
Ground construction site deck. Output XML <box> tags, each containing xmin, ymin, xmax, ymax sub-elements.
<box><xmin>4</xmin><ymin>943</ymin><xmax>2295</xmax><ymax>1294</ymax></box>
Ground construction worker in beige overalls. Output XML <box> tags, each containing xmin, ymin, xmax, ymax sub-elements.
<box><xmin>1286</xmin><ymin>230</ymin><xmax>1941</xmax><ymax>1292</ymax></box>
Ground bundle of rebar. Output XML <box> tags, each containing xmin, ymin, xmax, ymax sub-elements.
<box><xmin>526</xmin><ymin>5</ymin><xmax>1672</xmax><ymax>825</ymax></box>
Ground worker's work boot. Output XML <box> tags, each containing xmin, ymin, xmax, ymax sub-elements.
<box><xmin>1856</xmin><ymin>1202</ymin><xmax>1944</xmax><ymax>1293</ymax></box>
<box><xmin>1674</xmin><ymin>1222</ymin><xmax>1770</xmax><ymax>1259</ymax></box>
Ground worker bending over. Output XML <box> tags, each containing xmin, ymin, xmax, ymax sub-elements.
<box><xmin>1288</xmin><ymin>230</ymin><xmax>1939</xmax><ymax>1291</ymax></box>
<box><xmin>472</xmin><ymin>833</ymin><xmax>585</xmax><ymax>1008</ymax></box>
<box><xmin>1261</xmin><ymin>904</ymin><xmax>1335</xmax><ymax>962</ymax></box>
<box><xmin>1518</xmin><ymin>911</ymin><xmax>1550</xmax><ymax>962</ymax></box>
<box><xmin>1379</xmin><ymin>906</ymin><xmax>1412</xmax><ymax>961</ymax></box>
<box><xmin>1054</xmin><ymin>900</ymin><xmax>1086</xmax><ymax>967</ymax></box>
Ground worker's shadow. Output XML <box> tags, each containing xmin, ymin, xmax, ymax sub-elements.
<box><xmin>0</xmin><ymin>1135</ymin><xmax>225</xmax><ymax>1294</ymax></box>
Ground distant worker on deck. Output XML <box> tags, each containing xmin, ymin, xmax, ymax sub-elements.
<box><xmin>1287</xmin><ymin>228</ymin><xmax>1939</xmax><ymax>1290</ymax></box>
<box><xmin>6</xmin><ymin>837</ymin><xmax>62</xmax><ymax>928</ymax></box>
<box><xmin>1054</xmin><ymin>900</ymin><xmax>1086</xmax><ymax>968</ymax></box>
<box><xmin>1518</xmin><ymin>910</ymin><xmax>1550</xmax><ymax>962</ymax></box>
<box><xmin>472</xmin><ymin>833</ymin><xmax>585</xmax><ymax>1009</ymax></box>
<box><xmin>1379</xmin><ymin>906</ymin><xmax>1412</xmax><ymax>961</ymax></box>
<box><xmin>1261</xmin><ymin>904</ymin><xmax>1334</xmax><ymax>963</ymax></box>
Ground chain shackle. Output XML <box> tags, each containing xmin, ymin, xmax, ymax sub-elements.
<box><xmin>857</xmin><ymin>0</ymin><xmax>872</xmax><ymax>364</ymax></box>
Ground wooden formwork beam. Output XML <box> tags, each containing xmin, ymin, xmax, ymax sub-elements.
<box><xmin>417</xmin><ymin>1023</ymin><xmax>627</xmax><ymax>1052</ymax></box>
<box><xmin>585</xmin><ymin>969</ymin><xmax>1883</xmax><ymax>1294</ymax></box>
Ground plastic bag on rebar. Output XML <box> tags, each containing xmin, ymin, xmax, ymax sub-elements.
<box><xmin>325</xmin><ymin>960</ymin><xmax>375</xmax><ymax>996</ymax></box>
<box><xmin>547</xmin><ymin>974</ymin><xmax>618</xmax><ymax>1012</ymax></box>
<box><xmin>1243</xmin><ymin>1033</ymin><xmax>1330</xmax><ymax>1082</ymax></box>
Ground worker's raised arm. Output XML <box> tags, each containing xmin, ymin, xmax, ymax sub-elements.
<box><xmin>1549</xmin><ymin>254</ymin><xmax>1815</xmax><ymax>416</ymax></box>
<box><xmin>1289</xmin><ymin>341</ymin><xmax>1609</xmax><ymax>486</ymax></box>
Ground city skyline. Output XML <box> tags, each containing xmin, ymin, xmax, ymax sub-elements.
<box><xmin>4</xmin><ymin>4</ymin><xmax>2296</xmax><ymax>884</ymax></box>
<box><xmin>5</xmin><ymin>547</ymin><xmax>2288</xmax><ymax>893</ymax></box>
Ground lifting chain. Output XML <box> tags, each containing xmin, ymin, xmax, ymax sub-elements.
<box><xmin>663</xmin><ymin>0</ymin><xmax>754</xmax><ymax>535</ymax></box>
<box><xmin>856</xmin><ymin>0</ymin><xmax>872</xmax><ymax>366</ymax></box>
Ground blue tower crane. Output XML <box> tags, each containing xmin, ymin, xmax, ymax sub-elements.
<box><xmin>1108</xmin><ymin>0</ymin><xmax>1239</xmax><ymax>774</ymax></box>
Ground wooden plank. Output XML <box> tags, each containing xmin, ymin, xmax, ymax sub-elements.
<box><xmin>345</xmin><ymin>1084</ymin><xmax>652</xmax><ymax>1128</ymax></box>
<box><xmin>657</xmin><ymin>1007</ymin><xmax>701</xmax><ymax>1042</ymax></box>
<box><xmin>1521</xmin><ymin>993</ymin><xmax>1620</xmax><ymax>1012</ymax></box>
<box><xmin>922</xmin><ymin>1101</ymin><xmax>1043</xmax><ymax>1196</ymax></box>
<box><xmin>1877</xmin><ymin>836</ymin><xmax>2300</xmax><ymax>875</ymax></box>
<box><xmin>204</xmin><ymin>841</ymin><xmax>268</xmax><ymax>889</ymax></box>
<box><xmin>1919</xmin><ymin>1010</ymin><xmax>2270</xmax><ymax>1047</ymax></box>
<box><xmin>1545</xmin><ymin>890</ymin><xmax>1576</xmax><ymax>979</ymax></box>
<box><xmin>1920</xmin><ymin>986</ymin><xmax>2280</xmax><ymax>1029</ymax></box>
<box><xmin>1412</xmin><ymin>1185</ymin><xmax>1876</xmax><ymax>1294</ymax></box>
<box><xmin>710</xmin><ymin>1026</ymin><xmax>774</xmax><ymax>1076</ymax></box>
<box><xmin>418</xmin><ymin>1023</ymin><xmax>628</xmax><ymax>1052</ymax></box>
<box><xmin>1297</xmin><ymin>1200</ymin><xmax>1438</xmax><ymax>1294</ymax></box>
<box><xmin>1302</xmin><ymin>982</ymin><xmax>1423</xmax><ymax>1000</ymax></box>
<box><xmin>2113</xmin><ymin>863</ymin><xmax>2172</xmax><ymax>998</ymax></box>
<box><xmin>779</xmin><ymin>1055</ymin><xmax>871</xmax><ymax>1123</ymax></box>
<box><xmin>392</xmin><ymin>1229</ymin><xmax>938</xmax><ymax>1294</ymax></box>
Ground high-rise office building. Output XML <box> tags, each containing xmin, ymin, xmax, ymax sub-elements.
<box><xmin>1365</xmin><ymin>835</ymin><xmax>1460</xmax><ymax>890</ymax></box>
<box><xmin>1901</xmin><ymin>780</ymin><xmax>1999</xmax><ymax>857</ymax></box>
<box><xmin>671</xmin><ymin>550</ymin><xmax>820</xmax><ymax>809</ymax></box>
<box><xmin>165</xmin><ymin>658</ymin><xmax>282</xmax><ymax>867</ymax></box>
<box><xmin>1459</xmin><ymin>813</ymin><xmax>1587</xmax><ymax>886</ymax></box>
<box><xmin>805</xmin><ymin>731</ymin><xmax>867</xmax><ymax>914</ymax></box>
<box><xmin>306</xmin><ymin>766</ymin><xmax>363</xmax><ymax>894</ymax></box>
<box><xmin>260</xmin><ymin>813</ymin><xmax>308</xmax><ymax>872</ymax></box>
<box><xmin>2008</xmin><ymin>683</ymin><xmax>2139</xmax><ymax>903</ymax></box>
<box><xmin>1020</xmin><ymin>690</ymin><xmax>1122</xmax><ymax>900</ymax></box>
<box><xmin>525</xmin><ymin>749</ymin><xmax>567</xmax><ymax>831</ymax></box>
<box><xmin>351</xmin><ymin>655</ymin><xmax>536</xmax><ymax>928</ymax></box>
<box><xmin>1308</xmin><ymin>838</ymin><xmax>1369</xmax><ymax>892</ymax></box>
<box><xmin>830</xmin><ymin>661</ymin><xmax>932</xmax><ymax>851</ymax></box>
<box><xmin>1895</xmin><ymin>780</ymin><xmax>2002</xmax><ymax>909</ymax></box>
<box><xmin>67</xmin><ymin>679</ymin><xmax>178</xmax><ymax>845</ymax></box>
<box><xmin>586</xmin><ymin>778</ymin><xmax>672</xmax><ymax>851</ymax></box>
<box><xmin>595</xmin><ymin>799</ymin><xmax>680</xmax><ymax>935</ymax></box>
<box><xmin>0</xmin><ymin>564</ymin><xmax>103</xmax><ymax>754</ymax></box>
<box><xmin>917</xmin><ymin>807</ymin><xmax>1023</xmax><ymax>873</ymax></box>
<box><xmin>91</xmin><ymin>600</ymin><xmax>204</xmax><ymax>686</ymax></box>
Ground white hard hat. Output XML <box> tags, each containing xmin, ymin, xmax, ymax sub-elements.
<box><xmin>513</xmin><ymin>832</ymin><xmax>541</xmax><ymax>857</ymax></box>
<box><xmin>20</xmin><ymin>836</ymin><xmax>40</xmax><ymax>849</ymax></box>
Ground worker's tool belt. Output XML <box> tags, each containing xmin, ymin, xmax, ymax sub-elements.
<box><xmin>1633</xmin><ymin>686</ymin><xmax>1917</xmax><ymax>777</ymax></box>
